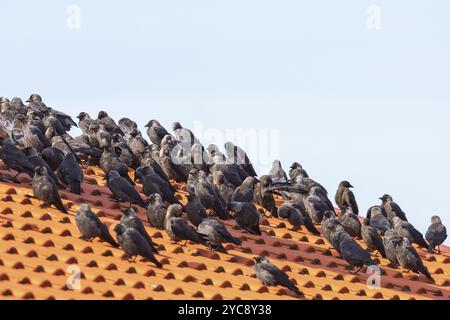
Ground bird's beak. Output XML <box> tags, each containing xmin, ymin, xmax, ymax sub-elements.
<box><xmin>26</xmin><ymin>99</ymin><xmax>31</xmax><ymax>103</ymax></box>
<box><xmin>350</xmin><ymin>184</ymin><xmax>354</xmax><ymax>188</ymax></box>
<box><xmin>378</xmin><ymin>197</ymin><xmax>383</xmax><ymax>200</ymax></box>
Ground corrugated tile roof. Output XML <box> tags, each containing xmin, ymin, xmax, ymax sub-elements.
<box><xmin>0</xmin><ymin>165</ymin><xmax>448</xmax><ymax>300</ymax></box>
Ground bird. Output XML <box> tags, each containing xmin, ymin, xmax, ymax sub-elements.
<box><xmin>22</xmin><ymin>147</ymin><xmax>62</xmax><ymax>186</ymax></box>
<box><xmin>185</xmin><ymin>192</ymin><xmax>209</xmax><ymax>228</ymax></box>
<box><xmin>145</xmin><ymin>120</ymin><xmax>170</xmax><ymax>146</ymax></box>
<box><xmin>128</xmin><ymin>129</ymin><xmax>148</xmax><ymax>159</ymax></box>
<box><xmin>254</xmin><ymin>256</ymin><xmax>302</xmax><ymax>296</ymax></box>
<box><xmin>277</xmin><ymin>203</ymin><xmax>304</xmax><ymax>231</ymax></box>
<box><xmin>14</xmin><ymin>114</ymin><xmax>50</xmax><ymax>153</ymax></box>
<box><xmin>338</xmin><ymin>208</ymin><xmax>362</xmax><ymax>238</ymax></box>
<box><xmin>159</xmin><ymin>146</ymin><xmax>189</xmax><ymax>183</ymax></box>
<box><xmin>289</xmin><ymin>162</ymin><xmax>309</xmax><ymax>180</ymax></box>
<box><xmin>321</xmin><ymin>211</ymin><xmax>344</xmax><ymax>245</ymax></box>
<box><xmin>40</xmin><ymin>147</ymin><xmax>66</xmax><ymax>171</ymax></box>
<box><xmin>224</xmin><ymin>141</ymin><xmax>257</xmax><ymax>177</ymax></box>
<box><xmin>106</xmin><ymin>170</ymin><xmax>146</xmax><ymax>208</ymax></box>
<box><xmin>268</xmin><ymin>160</ymin><xmax>288</xmax><ymax>184</ymax></box>
<box><xmin>365</xmin><ymin>206</ymin><xmax>391</xmax><ymax>236</ymax></box>
<box><xmin>379</xmin><ymin>194</ymin><xmax>408</xmax><ymax>222</ymax></box>
<box><xmin>383</xmin><ymin>229</ymin><xmax>402</xmax><ymax>268</ymax></box>
<box><xmin>335</xmin><ymin>230</ymin><xmax>378</xmax><ymax>273</ymax></box>
<box><xmin>120</xmin><ymin>208</ymin><xmax>159</xmax><ymax>254</ymax></box>
<box><xmin>303</xmin><ymin>193</ymin><xmax>328</xmax><ymax>225</ymax></box>
<box><xmin>0</xmin><ymin>138</ymin><xmax>36</xmax><ymax>178</ymax></box>
<box><xmin>232</xmin><ymin>176</ymin><xmax>257</xmax><ymax>203</ymax></box>
<box><xmin>394</xmin><ymin>237</ymin><xmax>434</xmax><ymax>282</ymax></box>
<box><xmin>100</xmin><ymin>146</ymin><xmax>135</xmax><ymax>185</ymax></box>
<box><xmin>212</xmin><ymin>170</ymin><xmax>235</xmax><ymax>205</ymax></box>
<box><xmin>97</xmin><ymin>111</ymin><xmax>124</xmax><ymax>135</ymax></box>
<box><xmin>335</xmin><ymin>181</ymin><xmax>359</xmax><ymax>214</ymax></box>
<box><xmin>57</xmin><ymin>152</ymin><xmax>83</xmax><ymax>195</ymax></box>
<box><xmin>391</xmin><ymin>217</ymin><xmax>428</xmax><ymax>249</ymax></box>
<box><xmin>194</xmin><ymin>171</ymin><xmax>231</xmax><ymax>220</ymax></box>
<box><xmin>197</xmin><ymin>217</ymin><xmax>242</xmax><ymax>253</ymax></box>
<box><xmin>135</xmin><ymin>166</ymin><xmax>179</xmax><ymax>204</ymax></box>
<box><xmin>425</xmin><ymin>216</ymin><xmax>447</xmax><ymax>254</ymax></box>
<box><xmin>146</xmin><ymin>193</ymin><xmax>167</xmax><ymax>230</ymax></box>
<box><xmin>111</xmin><ymin>134</ymin><xmax>140</xmax><ymax>169</ymax></box>
<box><xmin>361</xmin><ymin>220</ymin><xmax>387</xmax><ymax>258</ymax></box>
<box><xmin>75</xmin><ymin>204</ymin><xmax>119</xmax><ymax>248</ymax></box>
<box><xmin>253</xmin><ymin>175</ymin><xmax>278</xmax><ymax>218</ymax></box>
<box><xmin>114</xmin><ymin>224</ymin><xmax>162</xmax><ymax>268</ymax></box>
<box><xmin>229</xmin><ymin>202</ymin><xmax>261</xmax><ymax>235</ymax></box>
<box><xmin>172</xmin><ymin>122</ymin><xmax>200</xmax><ymax>149</ymax></box>
<box><xmin>32</xmin><ymin>166</ymin><xmax>67</xmax><ymax>213</ymax></box>
<box><xmin>76</xmin><ymin>112</ymin><xmax>94</xmax><ymax>134</ymax></box>
<box><xmin>164</xmin><ymin>204</ymin><xmax>208</xmax><ymax>245</ymax></box>
<box><xmin>118</xmin><ymin>117</ymin><xmax>138</xmax><ymax>136</ymax></box>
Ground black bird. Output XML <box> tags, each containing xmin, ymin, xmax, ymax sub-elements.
<box><xmin>229</xmin><ymin>202</ymin><xmax>261</xmax><ymax>235</ymax></box>
<box><xmin>197</xmin><ymin>217</ymin><xmax>242</xmax><ymax>254</ymax></box>
<box><xmin>321</xmin><ymin>211</ymin><xmax>344</xmax><ymax>245</ymax></box>
<box><xmin>112</xmin><ymin>134</ymin><xmax>140</xmax><ymax>169</ymax></box>
<box><xmin>224</xmin><ymin>141</ymin><xmax>257</xmax><ymax>177</ymax></box>
<box><xmin>379</xmin><ymin>194</ymin><xmax>408</xmax><ymax>222</ymax></box>
<box><xmin>425</xmin><ymin>216</ymin><xmax>447</xmax><ymax>254</ymax></box>
<box><xmin>391</xmin><ymin>217</ymin><xmax>428</xmax><ymax>249</ymax></box>
<box><xmin>361</xmin><ymin>220</ymin><xmax>387</xmax><ymax>258</ymax></box>
<box><xmin>118</xmin><ymin>117</ymin><xmax>138</xmax><ymax>136</ymax></box>
<box><xmin>277</xmin><ymin>203</ymin><xmax>305</xmax><ymax>232</ymax></box>
<box><xmin>57</xmin><ymin>152</ymin><xmax>83</xmax><ymax>195</ymax></box>
<box><xmin>254</xmin><ymin>175</ymin><xmax>278</xmax><ymax>218</ymax></box>
<box><xmin>335</xmin><ymin>230</ymin><xmax>378</xmax><ymax>273</ymax></box>
<box><xmin>75</xmin><ymin>204</ymin><xmax>119</xmax><ymax>248</ymax></box>
<box><xmin>128</xmin><ymin>129</ymin><xmax>148</xmax><ymax>158</ymax></box>
<box><xmin>145</xmin><ymin>120</ymin><xmax>169</xmax><ymax>146</ymax></box>
<box><xmin>76</xmin><ymin>112</ymin><xmax>94</xmax><ymax>134</ymax></box>
<box><xmin>106</xmin><ymin>170</ymin><xmax>146</xmax><ymax>208</ymax></box>
<box><xmin>22</xmin><ymin>147</ymin><xmax>62</xmax><ymax>186</ymax></box>
<box><xmin>146</xmin><ymin>193</ymin><xmax>167</xmax><ymax>230</ymax></box>
<box><xmin>14</xmin><ymin>114</ymin><xmax>50</xmax><ymax>152</ymax></box>
<box><xmin>366</xmin><ymin>206</ymin><xmax>391</xmax><ymax>236</ymax></box>
<box><xmin>120</xmin><ymin>208</ymin><xmax>159</xmax><ymax>254</ymax></box>
<box><xmin>232</xmin><ymin>176</ymin><xmax>257</xmax><ymax>203</ymax></box>
<box><xmin>114</xmin><ymin>224</ymin><xmax>162</xmax><ymax>268</ymax></box>
<box><xmin>185</xmin><ymin>192</ymin><xmax>209</xmax><ymax>228</ymax></box>
<box><xmin>164</xmin><ymin>204</ymin><xmax>208</xmax><ymax>245</ymax></box>
<box><xmin>32</xmin><ymin>166</ymin><xmax>67</xmax><ymax>213</ymax></box>
<box><xmin>97</xmin><ymin>111</ymin><xmax>124</xmax><ymax>135</ymax></box>
<box><xmin>135</xmin><ymin>166</ymin><xmax>179</xmax><ymax>204</ymax></box>
<box><xmin>41</xmin><ymin>147</ymin><xmax>66</xmax><ymax>171</ymax></box>
<box><xmin>338</xmin><ymin>208</ymin><xmax>362</xmax><ymax>238</ymax></box>
<box><xmin>212</xmin><ymin>170</ymin><xmax>235</xmax><ymax>205</ymax></box>
<box><xmin>383</xmin><ymin>229</ymin><xmax>402</xmax><ymax>268</ymax></box>
<box><xmin>394</xmin><ymin>237</ymin><xmax>434</xmax><ymax>282</ymax></box>
<box><xmin>254</xmin><ymin>256</ymin><xmax>302</xmax><ymax>296</ymax></box>
<box><xmin>159</xmin><ymin>146</ymin><xmax>188</xmax><ymax>183</ymax></box>
<box><xmin>303</xmin><ymin>193</ymin><xmax>329</xmax><ymax>225</ymax></box>
<box><xmin>0</xmin><ymin>138</ymin><xmax>35</xmax><ymax>178</ymax></box>
<box><xmin>335</xmin><ymin>181</ymin><xmax>359</xmax><ymax>214</ymax></box>
<box><xmin>100</xmin><ymin>146</ymin><xmax>135</xmax><ymax>185</ymax></box>
<box><xmin>194</xmin><ymin>171</ymin><xmax>231</xmax><ymax>220</ymax></box>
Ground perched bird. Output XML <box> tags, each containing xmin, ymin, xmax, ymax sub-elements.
<box><xmin>335</xmin><ymin>230</ymin><xmax>378</xmax><ymax>273</ymax></box>
<box><xmin>118</xmin><ymin>117</ymin><xmax>138</xmax><ymax>136</ymax></box>
<box><xmin>224</xmin><ymin>141</ymin><xmax>257</xmax><ymax>177</ymax></box>
<box><xmin>229</xmin><ymin>202</ymin><xmax>261</xmax><ymax>235</ymax></box>
<box><xmin>145</xmin><ymin>120</ymin><xmax>169</xmax><ymax>146</ymax></box>
<box><xmin>164</xmin><ymin>204</ymin><xmax>208</xmax><ymax>245</ymax></box>
<box><xmin>76</xmin><ymin>112</ymin><xmax>94</xmax><ymax>134</ymax></box>
<box><xmin>232</xmin><ymin>176</ymin><xmax>257</xmax><ymax>203</ymax></box>
<box><xmin>135</xmin><ymin>166</ymin><xmax>179</xmax><ymax>204</ymax></box>
<box><xmin>112</xmin><ymin>134</ymin><xmax>140</xmax><ymax>169</ymax></box>
<box><xmin>303</xmin><ymin>193</ymin><xmax>328</xmax><ymax>224</ymax></box>
<box><xmin>197</xmin><ymin>217</ymin><xmax>242</xmax><ymax>253</ymax></box>
<box><xmin>41</xmin><ymin>147</ymin><xmax>66</xmax><ymax>171</ymax></box>
<box><xmin>14</xmin><ymin>114</ymin><xmax>50</xmax><ymax>152</ymax></box>
<box><xmin>253</xmin><ymin>175</ymin><xmax>278</xmax><ymax>218</ymax></box>
<box><xmin>128</xmin><ymin>129</ymin><xmax>148</xmax><ymax>158</ymax></box>
<box><xmin>159</xmin><ymin>146</ymin><xmax>188</xmax><ymax>183</ymax></box>
<box><xmin>146</xmin><ymin>193</ymin><xmax>167</xmax><ymax>230</ymax></box>
<box><xmin>185</xmin><ymin>192</ymin><xmax>209</xmax><ymax>228</ymax></box>
<box><xmin>114</xmin><ymin>224</ymin><xmax>162</xmax><ymax>268</ymax></box>
<box><xmin>32</xmin><ymin>166</ymin><xmax>67</xmax><ymax>213</ymax></box>
<box><xmin>394</xmin><ymin>237</ymin><xmax>434</xmax><ymax>281</ymax></box>
<box><xmin>268</xmin><ymin>160</ymin><xmax>288</xmax><ymax>184</ymax></box>
<box><xmin>321</xmin><ymin>211</ymin><xmax>344</xmax><ymax>244</ymax></box>
<box><xmin>194</xmin><ymin>171</ymin><xmax>231</xmax><ymax>220</ymax></box>
<box><xmin>278</xmin><ymin>203</ymin><xmax>304</xmax><ymax>231</ymax></box>
<box><xmin>254</xmin><ymin>256</ymin><xmax>302</xmax><ymax>296</ymax></box>
<box><xmin>106</xmin><ymin>170</ymin><xmax>146</xmax><ymax>208</ymax></box>
<box><xmin>212</xmin><ymin>170</ymin><xmax>235</xmax><ymax>205</ymax></box>
<box><xmin>100</xmin><ymin>146</ymin><xmax>134</xmax><ymax>185</ymax></box>
<box><xmin>425</xmin><ymin>216</ymin><xmax>447</xmax><ymax>254</ymax></box>
<box><xmin>120</xmin><ymin>208</ymin><xmax>159</xmax><ymax>253</ymax></box>
<box><xmin>0</xmin><ymin>138</ymin><xmax>35</xmax><ymax>178</ymax></box>
<box><xmin>391</xmin><ymin>217</ymin><xmax>428</xmax><ymax>249</ymax></box>
<box><xmin>383</xmin><ymin>229</ymin><xmax>402</xmax><ymax>268</ymax></box>
<box><xmin>22</xmin><ymin>147</ymin><xmax>62</xmax><ymax>186</ymax></box>
<box><xmin>97</xmin><ymin>111</ymin><xmax>124</xmax><ymax>135</ymax></box>
<box><xmin>75</xmin><ymin>204</ymin><xmax>119</xmax><ymax>247</ymax></box>
<box><xmin>379</xmin><ymin>194</ymin><xmax>408</xmax><ymax>222</ymax></box>
<box><xmin>289</xmin><ymin>162</ymin><xmax>309</xmax><ymax>180</ymax></box>
<box><xmin>366</xmin><ymin>206</ymin><xmax>391</xmax><ymax>236</ymax></box>
<box><xmin>172</xmin><ymin>122</ymin><xmax>200</xmax><ymax>149</ymax></box>
<box><xmin>338</xmin><ymin>208</ymin><xmax>362</xmax><ymax>238</ymax></box>
<box><xmin>335</xmin><ymin>181</ymin><xmax>359</xmax><ymax>214</ymax></box>
<box><xmin>361</xmin><ymin>220</ymin><xmax>387</xmax><ymax>258</ymax></box>
<box><xmin>57</xmin><ymin>152</ymin><xmax>83</xmax><ymax>195</ymax></box>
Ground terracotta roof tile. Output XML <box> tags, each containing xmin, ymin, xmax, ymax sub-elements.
<box><xmin>0</xmin><ymin>166</ymin><xmax>448</xmax><ymax>300</ymax></box>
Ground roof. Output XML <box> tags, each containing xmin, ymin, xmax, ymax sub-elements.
<box><xmin>0</xmin><ymin>165</ymin><xmax>449</xmax><ymax>300</ymax></box>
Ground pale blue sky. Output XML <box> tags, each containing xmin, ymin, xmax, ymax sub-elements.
<box><xmin>1</xmin><ymin>1</ymin><xmax>449</xmax><ymax>242</ymax></box>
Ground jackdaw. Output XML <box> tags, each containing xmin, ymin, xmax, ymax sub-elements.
<box><xmin>100</xmin><ymin>146</ymin><xmax>134</xmax><ymax>185</ymax></box>
<box><xmin>338</xmin><ymin>208</ymin><xmax>362</xmax><ymax>238</ymax></box>
<box><xmin>194</xmin><ymin>171</ymin><xmax>231</xmax><ymax>220</ymax></box>
<box><xmin>0</xmin><ymin>138</ymin><xmax>36</xmax><ymax>178</ymax></box>
<box><xmin>254</xmin><ymin>175</ymin><xmax>278</xmax><ymax>218</ymax></box>
<box><xmin>224</xmin><ymin>142</ymin><xmax>257</xmax><ymax>177</ymax></box>
<box><xmin>164</xmin><ymin>204</ymin><xmax>208</xmax><ymax>245</ymax></box>
<box><xmin>379</xmin><ymin>194</ymin><xmax>408</xmax><ymax>223</ymax></box>
<box><xmin>361</xmin><ymin>220</ymin><xmax>387</xmax><ymax>258</ymax></box>
<box><xmin>383</xmin><ymin>229</ymin><xmax>402</xmax><ymax>268</ymax></box>
<box><xmin>106</xmin><ymin>170</ymin><xmax>146</xmax><ymax>208</ymax></box>
<box><xmin>335</xmin><ymin>181</ymin><xmax>359</xmax><ymax>214</ymax></box>
<box><xmin>57</xmin><ymin>152</ymin><xmax>83</xmax><ymax>195</ymax></box>
<box><xmin>229</xmin><ymin>202</ymin><xmax>261</xmax><ymax>236</ymax></box>
<box><xmin>391</xmin><ymin>216</ymin><xmax>428</xmax><ymax>249</ymax></box>
<box><xmin>41</xmin><ymin>147</ymin><xmax>66</xmax><ymax>171</ymax></box>
<box><xmin>75</xmin><ymin>204</ymin><xmax>119</xmax><ymax>247</ymax></box>
<box><xmin>114</xmin><ymin>224</ymin><xmax>162</xmax><ymax>268</ymax></box>
<box><xmin>32</xmin><ymin>166</ymin><xmax>67</xmax><ymax>213</ymax></box>
<box><xmin>394</xmin><ymin>237</ymin><xmax>434</xmax><ymax>281</ymax></box>
<box><xmin>335</xmin><ymin>230</ymin><xmax>378</xmax><ymax>273</ymax></box>
<box><xmin>97</xmin><ymin>111</ymin><xmax>124</xmax><ymax>135</ymax></box>
<box><xmin>145</xmin><ymin>120</ymin><xmax>169</xmax><ymax>146</ymax></box>
<box><xmin>197</xmin><ymin>217</ymin><xmax>242</xmax><ymax>253</ymax></box>
<box><xmin>268</xmin><ymin>160</ymin><xmax>288</xmax><ymax>184</ymax></box>
<box><xmin>120</xmin><ymin>208</ymin><xmax>159</xmax><ymax>253</ymax></box>
<box><xmin>232</xmin><ymin>176</ymin><xmax>257</xmax><ymax>203</ymax></box>
<box><xmin>76</xmin><ymin>112</ymin><xmax>94</xmax><ymax>134</ymax></box>
<box><xmin>425</xmin><ymin>216</ymin><xmax>447</xmax><ymax>254</ymax></box>
<box><xmin>365</xmin><ymin>206</ymin><xmax>391</xmax><ymax>236</ymax></box>
<box><xmin>146</xmin><ymin>193</ymin><xmax>167</xmax><ymax>230</ymax></box>
<box><xmin>186</xmin><ymin>192</ymin><xmax>209</xmax><ymax>228</ymax></box>
<box><xmin>135</xmin><ymin>166</ymin><xmax>179</xmax><ymax>204</ymax></box>
<box><xmin>254</xmin><ymin>256</ymin><xmax>302</xmax><ymax>296</ymax></box>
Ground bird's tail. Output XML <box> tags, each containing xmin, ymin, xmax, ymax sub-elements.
<box><xmin>417</xmin><ymin>238</ymin><xmax>429</xmax><ymax>249</ymax></box>
<box><xmin>53</xmin><ymin>198</ymin><xmax>68</xmax><ymax>214</ymax></box>
<box><xmin>427</xmin><ymin>244</ymin><xmax>435</xmax><ymax>254</ymax></box>
<box><xmin>419</xmin><ymin>264</ymin><xmax>435</xmax><ymax>282</ymax></box>
<box><xmin>230</xmin><ymin>236</ymin><xmax>242</xmax><ymax>246</ymax></box>
<box><xmin>249</xmin><ymin>225</ymin><xmax>262</xmax><ymax>236</ymax></box>
<box><xmin>304</xmin><ymin>219</ymin><xmax>321</xmax><ymax>236</ymax></box>
<box><xmin>379</xmin><ymin>246</ymin><xmax>387</xmax><ymax>259</ymax></box>
<box><xmin>288</xmin><ymin>284</ymin><xmax>303</xmax><ymax>297</ymax></box>
<box><xmin>212</xmin><ymin>244</ymin><xmax>228</xmax><ymax>254</ymax></box>
<box><xmin>71</xmin><ymin>182</ymin><xmax>82</xmax><ymax>195</ymax></box>
<box><xmin>101</xmin><ymin>232</ymin><xmax>120</xmax><ymax>248</ymax></box>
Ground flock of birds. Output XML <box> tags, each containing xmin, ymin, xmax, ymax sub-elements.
<box><xmin>0</xmin><ymin>94</ymin><xmax>448</xmax><ymax>297</ymax></box>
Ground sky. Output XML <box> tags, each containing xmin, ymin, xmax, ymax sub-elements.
<box><xmin>1</xmin><ymin>1</ymin><xmax>449</xmax><ymax>243</ymax></box>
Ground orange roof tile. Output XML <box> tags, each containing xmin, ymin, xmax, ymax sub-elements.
<box><xmin>0</xmin><ymin>164</ymin><xmax>449</xmax><ymax>300</ymax></box>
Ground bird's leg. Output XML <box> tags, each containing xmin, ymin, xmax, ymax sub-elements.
<box><xmin>131</xmin><ymin>256</ymin><xmax>137</xmax><ymax>263</ymax></box>
<box><xmin>181</xmin><ymin>240</ymin><xmax>189</xmax><ymax>247</ymax></box>
<box><xmin>351</xmin><ymin>265</ymin><xmax>364</xmax><ymax>275</ymax></box>
<box><xmin>12</xmin><ymin>170</ymin><xmax>21</xmax><ymax>179</ymax></box>
<box><xmin>345</xmin><ymin>264</ymin><xmax>355</xmax><ymax>271</ymax></box>
<box><xmin>438</xmin><ymin>246</ymin><xmax>441</xmax><ymax>254</ymax></box>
